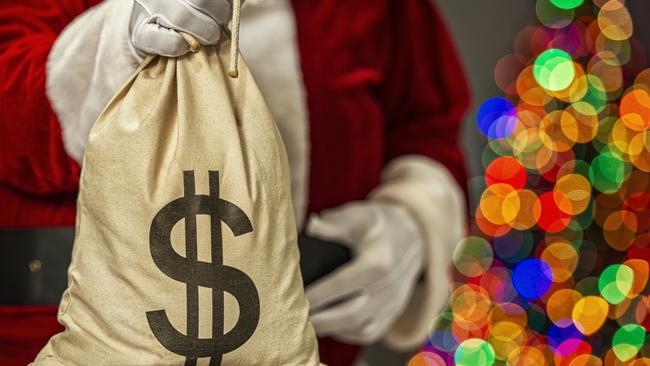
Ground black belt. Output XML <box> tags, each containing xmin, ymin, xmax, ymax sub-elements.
<box><xmin>0</xmin><ymin>228</ymin><xmax>351</xmax><ymax>306</ymax></box>
<box><xmin>0</xmin><ymin>227</ymin><xmax>74</xmax><ymax>305</ymax></box>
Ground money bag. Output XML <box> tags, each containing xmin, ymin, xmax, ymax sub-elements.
<box><xmin>32</xmin><ymin>37</ymin><xmax>320</xmax><ymax>365</ymax></box>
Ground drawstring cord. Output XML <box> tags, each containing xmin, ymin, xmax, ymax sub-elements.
<box><xmin>178</xmin><ymin>0</ymin><xmax>242</xmax><ymax>79</ymax></box>
<box><xmin>228</xmin><ymin>0</ymin><xmax>241</xmax><ymax>78</ymax></box>
<box><xmin>179</xmin><ymin>32</ymin><xmax>201</xmax><ymax>52</ymax></box>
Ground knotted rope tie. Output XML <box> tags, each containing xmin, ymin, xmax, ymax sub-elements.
<box><xmin>179</xmin><ymin>0</ymin><xmax>242</xmax><ymax>79</ymax></box>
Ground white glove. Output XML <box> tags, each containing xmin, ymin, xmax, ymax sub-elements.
<box><xmin>129</xmin><ymin>0</ymin><xmax>232</xmax><ymax>58</ymax></box>
<box><xmin>304</xmin><ymin>201</ymin><xmax>424</xmax><ymax>344</ymax></box>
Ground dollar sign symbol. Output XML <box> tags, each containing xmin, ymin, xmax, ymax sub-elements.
<box><xmin>147</xmin><ymin>171</ymin><xmax>259</xmax><ymax>366</ymax></box>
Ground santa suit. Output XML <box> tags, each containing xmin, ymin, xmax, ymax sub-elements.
<box><xmin>0</xmin><ymin>0</ymin><xmax>469</xmax><ymax>365</ymax></box>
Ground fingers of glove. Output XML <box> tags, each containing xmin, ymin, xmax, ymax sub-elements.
<box><xmin>323</xmin><ymin>202</ymin><xmax>380</xmax><ymax>230</ymax></box>
<box><xmin>183</xmin><ymin>0</ymin><xmax>232</xmax><ymax>25</ymax></box>
<box><xmin>132</xmin><ymin>22</ymin><xmax>191</xmax><ymax>57</ymax></box>
<box><xmin>305</xmin><ymin>260</ymin><xmax>368</xmax><ymax>310</ymax></box>
<box><xmin>306</xmin><ymin>203</ymin><xmax>379</xmax><ymax>246</ymax></box>
<box><xmin>134</xmin><ymin>0</ymin><xmax>221</xmax><ymax>45</ymax></box>
<box><xmin>309</xmin><ymin>292</ymin><xmax>370</xmax><ymax>337</ymax></box>
<box><xmin>379</xmin><ymin>202</ymin><xmax>422</xmax><ymax>247</ymax></box>
<box><xmin>368</xmin><ymin>276</ymin><xmax>418</xmax><ymax>324</ymax></box>
<box><xmin>309</xmin><ymin>256</ymin><xmax>420</xmax><ymax>343</ymax></box>
<box><xmin>364</xmin><ymin>238</ymin><xmax>423</xmax><ymax>293</ymax></box>
<box><xmin>305</xmin><ymin>213</ymin><xmax>357</xmax><ymax>245</ymax></box>
<box><xmin>335</xmin><ymin>322</ymin><xmax>383</xmax><ymax>345</ymax></box>
<box><xmin>335</xmin><ymin>266</ymin><xmax>419</xmax><ymax>343</ymax></box>
<box><xmin>334</xmin><ymin>304</ymin><xmax>399</xmax><ymax>345</ymax></box>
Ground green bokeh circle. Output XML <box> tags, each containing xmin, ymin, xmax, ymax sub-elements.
<box><xmin>534</xmin><ymin>49</ymin><xmax>576</xmax><ymax>91</ymax></box>
<box><xmin>612</xmin><ymin>324</ymin><xmax>645</xmax><ymax>361</ymax></box>
<box><xmin>550</xmin><ymin>0</ymin><xmax>584</xmax><ymax>10</ymax></box>
<box><xmin>589</xmin><ymin>150</ymin><xmax>629</xmax><ymax>193</ymax></box>
<box><xmin>454</xmin><ymin>338</ymin><xmax>496</xmax><ymax>366</ymax></box>
<box><xmin>598</xmin><ymin>264</ymin><xmax>634</xmax><ymax>305</ymax></box>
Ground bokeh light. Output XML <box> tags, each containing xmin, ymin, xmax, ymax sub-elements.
<box><xmin>513</xmin><ymin>258</ymin><xmax>554</xmax><ymax>299</ymax></box>
<box><xmin>599</xmin><ymin>264</ymin><xmax>634</xmax><ymax>304</ymax></box>
<box><xmin>537</xmin><ymin>0</ymin><xmax>576</xmax><ymax>29</ymax></box>
<box><xmin>435</xmin><ymin>1</ymin><xmax>650</xmax><ymax>363</ymax></box>
<box><xmin>453</xmin><ymin>237</ymin><xmax>494</xmax><ymax>278</ymax></box>
<box><xmin>612</xmin><ymin>323</ymin><xmax>645</xmax><ymax>361</ymax></box>
<box><xmin>454</xmin><ymin>339</ymin><xmax>496</xmax><ymax>366</ymax></box>
<box><xmin>534</xmin><ymin>49</ymin><xmax>576</xmax><ymax>91</ymax></box>
<box><xmin>477</xmin><ymin>97</ymin><xmax>518</xmax><ymax>139</ymax></box>
<box><xmin>550</xmin><ymin>0</ymin><xmax>585</xmax><ymax>9</ymax></box>
<box><xmin>485</xmin><ymin>156</ymin><xmax>527</xmax><ymax>189</ymax></box>
<box><xmin>408</xmin><ymin>351</ymin><xmax>446</xmax><ymax>366</ymax></box>
<box><xmin>598</xmin><ymin>0</ymin><xmax>633</xmax><ymax>41</ymax></box>
<box><xmin>572</xmin><ymin>295</ymin><xmax>609</xmax><ymax>335</ymax></box>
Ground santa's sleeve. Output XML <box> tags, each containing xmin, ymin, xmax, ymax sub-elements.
<box><xmin>0</xmin><ymin>0</ymin><xmax>89</xmax><ymax>195</ymax></box>
<box><xmin>370</xmin><ymin>0</ymin><xmax>470</xmax><ymax>350</ymax></box>
<box><xmin>0</xmin><ymin>0</ymin><xmax>139</xmax><ymax>196</ymax></box>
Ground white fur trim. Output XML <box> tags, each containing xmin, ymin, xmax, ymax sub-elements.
<box><xmin>46</xmin><ymin>0</ymin><xmax>140</xmax><ymax>164</ymax></box>
<box><xmin>240</xmin><ymin>1</ymin><xmax>310</xmax><ymax>228</ymax></box>
<box><xmin>369</xmin><ymin>155</ymin><xmax>466</xmax><ymax>350</ymax></box>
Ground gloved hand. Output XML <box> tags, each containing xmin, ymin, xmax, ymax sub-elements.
<box><xmin>129</xmin><ymin>0</ymin><xmax>232</xmax><ymax>58</ymax></box>
<box><xmin>304</xmin><ymin>201</ymin><xmax>424</xmax><ymax>344</ymax></box>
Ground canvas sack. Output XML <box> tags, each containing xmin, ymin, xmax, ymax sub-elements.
<box><xmin>32</xmin><ymin>35</ymin><xmax>320</xmax><ymax>366</ymax></box>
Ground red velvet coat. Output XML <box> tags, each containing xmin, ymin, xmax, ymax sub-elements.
<box><xmin>0</xmin><ymin>0</ymin><xmax>469</xmax><ymax>365</ymax></box>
